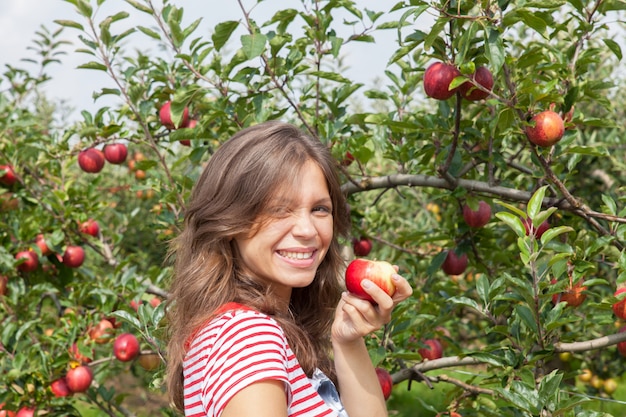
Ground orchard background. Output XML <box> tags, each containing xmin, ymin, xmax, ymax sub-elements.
<box><xmin>2</xmin><ymin>0</ymin><xmax>626</xmax><ymax>416</ymax></box>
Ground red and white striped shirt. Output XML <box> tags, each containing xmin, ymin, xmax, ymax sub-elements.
<box><xmin>183</xmin><ymin>304</ymin><xmax>340</xmax><ymax>417</ymax></box>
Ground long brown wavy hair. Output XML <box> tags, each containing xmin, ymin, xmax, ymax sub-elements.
<box><xmin>165</xmin><ymin>121</ymin><xmax>351</xmax><ymax>411</ymax></box>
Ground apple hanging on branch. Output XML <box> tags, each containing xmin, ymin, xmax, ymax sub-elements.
<box><xmin>344</xmin><ymin>259</ymin><xmax>396</xmax><ymax>303</ymax></box>
<box><xmin>77</xmin><ymin>148</ymin><xmax>105</xmax><ymax>173</ymax></box>
<box><xmin>65</xmin><ymin>365</ymin><xmax>93</xmax><ymax>393</ymax></box>
<box><xmin>462</xmin><ymin>200</ymin><xmax>491</xmax><ymax>228</ymax></box>
<box><xmin>352</xmin><ymin>236</ymin><xmax>373</xmax><ymax>257</ymax></box>
<box><xmin>103</xmin><ymin>143</ymin><xmax>128</xmax><ymax>164</ymax></box>
<box><xmin>525</xmin><ymin>110</ymin><xmax>565</xmax><ymax>147</ymax></box>
<box><xmin>0</xmin><ymin>164</ymin><xmax>17</xmax><ymax>186</ymax></box>
<box><xmin>113</xmin><ymin>333</ymin><xmax>140</xmax><ymax>362</ymax></box>
<box><xmin>423</xmin><ymin>61</ymin><xmax>461</xmax><ymax>100</ymax></box>
<box><xmin>459</xmin><ymin>66</ymin><xmax>494</xmax><ymax>101</ymax></box>
<box><xmin>159</xmin><ymin>101</ymin><xmax>190</xmax><ymax>130</ymax></box>
<box><xmin>441</xmin><ymin>250</ymin><xmax>468</xmax><ymax>276</ymax></box>
<box><xmin>375</xmin><ymin>367</ymin><xmax>393</xmax><ymax>400</ymax></box>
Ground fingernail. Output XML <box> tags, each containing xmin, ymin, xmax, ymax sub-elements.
<box><xmin>361</xmin><ymin>279</ymin><xmax>373</xmax><ymax>289</ymax></box>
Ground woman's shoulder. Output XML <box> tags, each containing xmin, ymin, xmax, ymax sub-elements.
<box><xmin>186</xmin><ymin>304</ymin><xmax>285</xmax><ymax>352</ymax></box>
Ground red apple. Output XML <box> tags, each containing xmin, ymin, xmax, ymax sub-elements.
<box><xmin>35</xmin><ymin>234</ymin><xmax>52</xmax><ymax>255</ymax></box>
<box><xmin>0</xmin><ymin>403</ymin><xmax>16</xmax><ymax>417</ymax></box>
<box><xmin>352</xmin><ymin>237</ymin><xmax>373</xmax><ymax>257</ymax></box>
<box><xmin>617</xmin><ymin>326</ymin><xmax>626</xmax><ymax>357</ymax></box>
<box><xmin>460</xmin><ymin>66</ymin><xmax>494</xmax><ymax>101</ymax></box>
<box><xmin>180</xmin><ymin>119</ymin><xmax>197</xmax><ymax>146</ymax></box>
<box><xmin>130</xmin><ymin>299</ymin><xmax>142</xmax><ymax>312</ymax></box>
<box><xmin>375</xmin><ymin>367</ymin><xmax>393</xmax><ymax>400</ymax></box>
<box><xmin>14</xmin><ymin>408</ymin><xmax>34</xmax><ymax>417</ymax></box>
<box><xmin>551</xmin><ymin>279</ymin><xmax>587</xmax><ymax>307</ymax></box>
<box><xmin>522</xmin><ymin>217</ymin><xmax>550</xmax><ymax>239</ymax></box>
<box><xmin>103</xmin><ymin>143</ymin><xmax>128</xmax><ymax>164</ymax></box>
<box><xmin>113</xmin><ymin>333</ymin><xmax>140</xmax><ymax>362</ymax></box>
<box><xmin>149</xmin><ymin>296</ymin><xmax>162</xmax><ymax>308</ymax></box>
<box><xmin>418</xmin><ymin>338</ymin><xmax>443</xmax><ymax>360</ymax></box>
<box><xmin>441</xmin><ymin>250</ymin><xmax>468</xmax><ymax>276</ymax></box>
<box><xmin>77</xmin><ymin>148</ymin><xmax>105</xmax><ymax>173</ymax></box>
<box><xmin>66</xmin><ymin>365</ymin><xmax>93</xmax><ymax>393</ymax></box>
<box><xmin>50</xmin><ymin>377</ymin><xmax>72</xmax><ymax>397</ymax></box>
<box><xmin>526</xmin><ymin>110</ymin><xmax>565</xmax><ymax>147</ymax></box>
<box><xmin>88</xmin><ymin>319</ymin><xmax>115</xmax><ymax>344</ymax></box>
<box><xmin>423</xmin><ymin>62</ymin><xmax>461</xmax><ymax>100</ymax></box>
<box><xmin>462</xmin><ymin>200</ymin><xmax>491</xmax><ymax>228</ymax></box>
<box><xmin>15</xmin><ymin>250</ymin><xmax>39</xmax><ymax>273</ymax></box>
<box><xmin>341</xmin><ymin>151</ymin><xmax>355</xmax><ymax>167</ymax></box>
<box><xmin>0</xmin><ymin>165</ymin><xmax>17</xmax><ymax>186</ymax></box>
<box><xmin>159</xmin><ymin>101</ymin><xmax>190</xmax><ymax>130</ymax></box>
<box><xmin>79</xmin><ymin>219</ymin><xmax>100</xmax><ymax>237</ymax></box>
<box><xmin>613</xmin><ymin>287</ymin><xmax>626</xmax><ymax>320</ymax></box>
<box><xmin>62</xmin><ymin>245</ymin><xmax>85</xmax><ymax>268</ymax></box>
<box><xmin>138</xmin><ymin>353</ymin><xmax>161</xmax><ymax>370</ymax></box>
<box><xmin>345</xmin><ymin>259</ymin><xmax>396</xmax><ymax>303</ymax></box>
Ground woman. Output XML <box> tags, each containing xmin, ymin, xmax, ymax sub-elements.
<box><xmin>166</xmin><ymin>120</ymin><xmax>412</xmax><ymax>417</ymax></box>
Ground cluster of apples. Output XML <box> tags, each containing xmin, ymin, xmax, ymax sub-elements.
<box><xmin>77</xmin><ymin>142</ymin><xmax>128</xmax><ymax>174</ymax></box>
<box><xmin>423</xmin><ymin>61</ymin><xmax>566</xmax><ymax>148</ymax></box>
<box><xmin>11</xmin><ymin>218</ymin><xmax>99</xmax><ymax>276</ymax></box>
<box><xmin>48</xmin><ymin>316</ymin><xmax>161</xmax><ymax>399</ymax></box>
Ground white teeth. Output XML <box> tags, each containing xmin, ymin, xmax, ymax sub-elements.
<box><xmin>278</xmin><ymin>251</ymin><xmax>314</xmax><ymax>260</ymax></box>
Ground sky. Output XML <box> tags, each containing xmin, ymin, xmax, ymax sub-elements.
<box><xmin>0</xmin><ymin>0</ymin><xmax>409</xmax><ymax>121</ymax></box>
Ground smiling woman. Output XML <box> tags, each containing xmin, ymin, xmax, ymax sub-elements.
<box><xmin>164</xmin><ymin>120</ymin><xmax>412</xmax><ymax>417</ymax></box>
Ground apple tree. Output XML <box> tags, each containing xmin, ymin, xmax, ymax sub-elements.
<box><xmin>1</xmin><ymin>0</ymin><xmax>626</xmax><ymax>416</ymax></box>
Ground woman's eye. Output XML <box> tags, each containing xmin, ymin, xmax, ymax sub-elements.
<box><xmin>313</xmin><ymin>206</ymin><xmax>332</xmax><ymax>214</ymax></box>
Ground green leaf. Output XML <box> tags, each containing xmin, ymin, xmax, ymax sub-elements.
<box><xmin>138</xmin><ymin>26</ymin><xmax>161</xmax><ymax>40</ymax></box>
<box><xmin>476</xmin><ymin>274</ymin><xmax>490</xmax><ymax>307</ymax></box>
<box><xmin>540</xmin><ymin>225</ymin><xmax>573</xmax><ymax>245</ymax></box>
<box><xmin>110</xmin><ymin>310</ymin><xmax>142</xmax><ymax>332</ymax></box>
<box><xmin>241</xmin><ymin>33</ymin><xmax>267</xmax><ymax>59</ymax></box>
<box><xmin>495</xmin><ymin>211</ymin><xmax>526</xmax><ymax>237</ymax></box>
<box><xmin>517</xmin><ymin>9</ymin><xmax>548</xmax><ymax>39</ymax></box>
<box><xmin>447</xmin><ymin>296</ymin><xmax>482</xmax><ymax>313</ymax></box>
<box><xmin>54</xmin><ymin>20</ymin><xmax>84</xmax><ymax>30</ymax></box>
<box><xmin>124</xmin><ymin>0</ymin><xmax>153</xmax><ymax>14</ymax></box>
<box><xmin>527</xmin><ymin>185</ymin><xmax>548</xmax><ymax>220</ymax></box>
<box><xmin>75</xmin><ymin>0</ymin><xmax>93</xmax><ymax>18</ymax></box>
<box><xmin>515</xmin><ymin>305</ymin><xmax>538</xmax><ymax>335</ymax></box>
<box><xmin>603</xmin><ymin>38</ymin><xmax>623</xmax><ymax>60</ymax></box>
<box><xmin>77</xmin><ymin>61</ymin><xmax>108</xmax><ymax>71</ymax></box>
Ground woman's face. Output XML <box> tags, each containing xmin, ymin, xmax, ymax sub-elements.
<box><xmin>234</xmin><ymin>160</ymin><xmax>334</xmax><ymax>302</ymax></box>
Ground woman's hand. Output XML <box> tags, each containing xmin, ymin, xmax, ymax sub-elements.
<box><xmin>331</xmin><ymin>270</ymin><xmax>412</xmax><ymax>345</ymax></box>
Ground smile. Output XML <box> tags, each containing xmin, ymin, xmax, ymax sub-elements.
<box><xmin>277</xmin><ymin>250</ymin><xmax>315</xmax><ymax>260</ymax></box>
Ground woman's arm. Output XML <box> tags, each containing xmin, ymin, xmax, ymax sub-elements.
<box><xmin>331</xmin><ymin>273</ymin><xmax>413</xmax><ymax>417</ymax></box>
<box><xmin>221</xmin><ymin>380</ymin><xmax>289</xmax><ymax>417</ymax></box>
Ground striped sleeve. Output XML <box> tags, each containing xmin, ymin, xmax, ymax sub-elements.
<box><xmin>183</xmin><ymin>310</ymin><xmax>291</xmax><ymax>417</ymax></box>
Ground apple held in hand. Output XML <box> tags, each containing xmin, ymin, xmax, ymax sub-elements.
<box><xmin>375</xmin><ymin>367</ymin><xmax>393</xmax><ymax>400</ymax></box>
<box><xmin>525</xmin><ymin>110</ymin><xmax>565</xmax><ymax>147</ymax></box>
<box><xmin>345</xmin><ymin>259</ymin><xmax>396</xmax><ymax>303</ymax></box>
<box><xmin>113</xmin><ymin>333</ymin><xmax>140</xmax><ymax>362</ymax></box>
<box><xmin>423</xmin><ymin>61</ymin><xmax>461</xmax><ymax>100</ymax></box>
